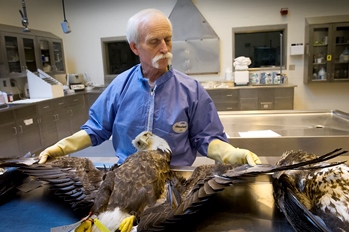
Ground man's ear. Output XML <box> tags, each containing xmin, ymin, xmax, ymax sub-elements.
<box><xmin>129</xmin><ymin>42</ymin><xmax>139</xmax><ymax>56</ymax></box>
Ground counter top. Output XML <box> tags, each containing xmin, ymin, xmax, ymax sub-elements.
<box><xmin>0</xmin><ymin>88</ymin><xmax>104</xmax><ymax>112</ymax></box>
<box><xmin>203</xmin><ymin>84</ymin><xmax>297</xmax><ymax>90</ymax></box>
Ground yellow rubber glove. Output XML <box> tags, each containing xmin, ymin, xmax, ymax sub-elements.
<box><xmin>38</xmin><ymin>130</ymin><xmax>92</xmax><ymax>164</ymax></box>
<box><xmin>207</xmin><ymin>139</ymin><xmax>262</xmax><ymax>166</ymax></box>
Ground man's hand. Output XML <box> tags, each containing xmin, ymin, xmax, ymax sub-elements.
<box><xmin>38</xmin><ymin>130</ymin><xmax>92</xmax><ymax>164</ymax></box>
<box><xmin>207</xmin><ymin>139</ymin><xmax>261</xmax><ymax>166</ymax></box>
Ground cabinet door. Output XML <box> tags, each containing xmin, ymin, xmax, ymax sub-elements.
<box><xmin>52</xmin><ymin>39</ymin><xmax>65</xmax><ymax>73</ymax></box>
<box><xmin>68</xmin><ymin>104</ymin><xmax>86</xmax><ymax>133</ymax></box>
<box><xmin>66</xmin><ymin>95</ymin><xmax>86</xmax><ymax>133</ymax></box>
<box><xmin>0</xmin><ymin>110</ymin><xmax>20</xmax><ymax>157</ymax></box>
<box><xmin>55</xmin><ymin>107</ymin><xmax>71</xmax><ymax>140</ymax></box>
<box><xmin>239</xmin><ymin>89</ymin><xmax>258</xmax><ymax>110</ymax></box>
<box><xmin>14</xmin><ymin>105</ymin><xmax>41</xmax><ymax>156</ymax></box>
<box><xmin>207</xmin><ymin>89</ymin><xmax>239</xmax><ymax>111</ymax></box>
<box><xmin>332</xmin><ymin>22</ymin><xmax>349</xmax><ymax>81</ymax></box>
<box><xmin>37</xmin><ymin>101</ymin><xmax>58</xmax><ymax>147</ymax></box>
<box><xmin>258</xmin><ymin>89</ymin><xmax>274</xmax><ymax>110</ymax></box>
<box><xmin>0</xmin><ymin>123</ymin><xmax>20</xmax><ymax>157</ymax></box>
<box><xmin>306</xmin><ymin>24</ymin><xmax>332</xmax><ymax>83</ymax></box>
<box><xmin>37</xmin><ymin>37</ymin><xmax>65</xmax><ymax>74</ymax></box>
<box><xmin>22</xmin><ymin>36</ymin><xmax>39</xmax><ymax>73</ymax></box>
<box><xmin>1</xmin><ymin>33</ymin><xmax>39</xmax><ymax>78</ymax></box>
<box><xmin>2</xmin><ymin>34</ymin><xmax>23</xmax><ymax>77</ymax></box>
<box><xmin>274</xmin><ymin>88</ymin><xmax>294</xmax><ymax>110</ymax></box>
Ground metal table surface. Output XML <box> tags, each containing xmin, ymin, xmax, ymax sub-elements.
<box><xmin>220</xmin><ymin>109</ymin><xmax>349</xmax><ymax>158</ymax></box>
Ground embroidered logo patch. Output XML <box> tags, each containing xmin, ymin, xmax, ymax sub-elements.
<box><xmin>172</xmin><ymin>121</ymin><xmax>188</xmax><ymax>133</ymax></box>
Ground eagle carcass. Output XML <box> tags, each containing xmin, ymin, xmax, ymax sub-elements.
<box><xmin>0</xmin><ymin>131</ymin><xmax>347</xmax><ymax>232</ymax></box>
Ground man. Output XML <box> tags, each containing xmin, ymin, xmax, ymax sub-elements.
<box><xmin>39</xmin><ymin>9</ymin><xmax>261</xmax><ymax>167</ymax></box>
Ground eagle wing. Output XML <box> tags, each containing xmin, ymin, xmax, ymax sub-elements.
<box><xmin>0</xmin><ymin>156</ymin><xmax>106</xmax><ymax>213</ymax></box>
<box><xmin>137</xmin><ymin>148</ymin><xmax>347</xmax><ymax>231</ymax></box>
<box><xmin>272</xmin><ymin>149</ymin><xmax>349</xmax><ymax>232</ymax></box>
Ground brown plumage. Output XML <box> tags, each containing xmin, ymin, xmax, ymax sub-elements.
<box><xmin>272</xmin><ymin>150</ymin><xmax>349</xmax><ymax>232</ymax></box>
<box><xmin>0</xmin><ymin>132</ymin><xmax>347</xmax><ymax>232</ymax></box>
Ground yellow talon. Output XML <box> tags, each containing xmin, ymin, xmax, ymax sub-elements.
<box><xmin>75</xmin><ymin>219</ymin><xmax>93</xmax><ymax>232</ymax></box>
<box><xmin>119</xmin><ymin>215</ymin><xmax>136</xmax><ymax>232</ymax></box>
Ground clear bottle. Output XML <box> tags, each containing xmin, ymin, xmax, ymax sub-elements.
<box><xmin>318</xmin><ymin>67</ymin><xmax>327</xmax><ymax>80</ymax></box>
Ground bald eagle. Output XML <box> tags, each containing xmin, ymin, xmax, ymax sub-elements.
<box><xmin>0</xmin><ymin>131</ymin><xmax>347</xmax><ymax>232</ymax></box>
<box><xmin>272</xmin><ymin>150</ymin><xmax>349</xmax><ymax>232</ymax></box>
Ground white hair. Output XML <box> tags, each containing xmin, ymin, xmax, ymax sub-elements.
<box><xmin>126</xmin><ymin>8</ymin><xmax>172</xmax><ymax>45</ymax></box>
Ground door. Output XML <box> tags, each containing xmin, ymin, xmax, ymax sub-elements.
<box><xmin>307</xmin><ymin>24</ymin><xmax>332</xmax><ymax>82</ymax></box>
<box><xmin>2</xmin><ymin>33</ymin><xmax>38</xmax><ymax>77</ymax></box>
<box><xmin>332</xmin><ymin>22</ymin><xmax>349</xmax><ymax>81</ymax></box>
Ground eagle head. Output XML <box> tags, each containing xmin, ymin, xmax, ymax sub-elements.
<box><xmin>132</xmin><ymin>131</ymin><xmax>172</xmax><ymax>154</ymax></box>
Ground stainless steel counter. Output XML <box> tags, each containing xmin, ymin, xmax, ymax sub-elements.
<box><xmin>221</xmin><ymin>110</ymin><xmax>349</xmax><ymax>159</ymax></box>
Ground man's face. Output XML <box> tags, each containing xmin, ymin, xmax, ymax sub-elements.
<box><xmin>131</xmin><ymin>16</ymin><xmax>173</xmax><ymax>70</ymax></box>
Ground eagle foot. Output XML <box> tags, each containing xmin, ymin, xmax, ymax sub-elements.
<box><xmin>118</xmin><ymin>215</ymin><xmax>136</xmax><ymax>232</ymax></box>
<box><xmin>75</xmin><ymin>218</ymin><xmax>93</xmax><ymax>232</ymax></box>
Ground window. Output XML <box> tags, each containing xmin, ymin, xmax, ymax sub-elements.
<box><xmin>233</xmin><ymin>25</ymin><xmax>287</xmax><ymax>70</ymax></box>
<box><xmin>101</xmin><ymin>36</ymin><xmax>139</xmax><ymax>85</ymax></box>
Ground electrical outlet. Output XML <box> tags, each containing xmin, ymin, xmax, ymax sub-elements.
<box><xmin>2</xmin><ymin>80</ymin><xmax>6</xmax><ymax>87</ymax></box>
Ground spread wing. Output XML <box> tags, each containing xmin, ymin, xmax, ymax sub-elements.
<box><xmin>0</xmin><ymin>156</ymin><xmax>106</xmax><ymax>213</ymax></box>
<box><xmin>272</xmin><ymin>149</ymin><xmax>349</xmax><ymax>232</ymax></box>
<box><xmin>137</xmin><ymin>148</ymin><xmax>347</xmax><ymax>231</ymax></box>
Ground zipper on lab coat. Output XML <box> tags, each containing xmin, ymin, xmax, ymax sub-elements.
<box><xmin>147</xmin><ymin>86</ymin><xmax>156</xmax><ymax>132</ymax></box>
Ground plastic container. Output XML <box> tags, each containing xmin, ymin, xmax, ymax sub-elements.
<box><xmin>7</xmin><ymin>91</ymin><xmax>13</xmax><ymax>102</ymax></box>
<box><xmin>0</xmin><ymin>91</ymin><xmax>8</xmax><ymax>104</ymax></box>
<box><xmin>225</xmin><ymin>67</ymin><xmax>232</xmax><ymax>81</ymax></box>
<box><xmin>318</xmin><ymin>67</ymin><xmax>327</xmax><ymax>80</ymax></box>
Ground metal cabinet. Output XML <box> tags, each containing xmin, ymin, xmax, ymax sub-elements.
<box><xmin>0</xmin><ymin>105</ymin><xmax>41</xmax><ymax>157</ymax></box>
<box><xmin>37</xmin><ymin>95</ymin><xmax>86</xmax><ymax>148</ymax></box>
<box><xmin>304</xmin><ymin>22</ymin><xmax>349</xmax><ymax>83</ymax></box>
<box><xmin>207</xmin><ymin>89</ymin><xmax>239</xmax><ymax>111</ymax></box>
<box><xmin>15</xmin><ymin>105</ymin><xmax>41</xmax><ymax>156</ymax></box>
<box><xmin>65</xmin><ymin>95</ymin><xmax>86</xmax><ymax>133</ymax></box>
<box><xmin>0</xmin><ymin>32</ymin><xmax>39</xmax><ymax>78</ymax></box>
<box><xmin>207</xmin><ymin>87</ymin><xmax>294</xmax><ymax>111</ymax></box>
<box><xmin>0</xmin><ymin>110</ymin><xmax>20</xmax><ymax>157</ymax></box>
<box><xmin>239</xmin><ymin>89</ymin><xmax>258</xmax><ymax>110</ymax></box>
<box><xmin>0</xmin><ymin>24</ymin><xmax>66</xmax><ymax>79</ymax></box>
<box><xmin>37</xmin><ymin>37</ymin><xmax>65</xmax><ymax>74</ymax></box>
<box><xmin>274</xmin><ymin>88</ymin><xmax>294</xmax><ymax>110</ymax></box>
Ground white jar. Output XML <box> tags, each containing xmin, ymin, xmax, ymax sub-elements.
<box><xmin>318</xmin><ymin>68</ymin><xmax>327</xmax><ymax>80</ymax></box>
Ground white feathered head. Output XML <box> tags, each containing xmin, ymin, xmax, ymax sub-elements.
<box><xmin>132</xmin><ymin>131</ymin><xmax>172</xmax><ymax>154</ymax></box>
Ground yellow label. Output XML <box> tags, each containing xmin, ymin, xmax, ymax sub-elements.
<box><xmin>327</xmin><ymin>55</ymin><xmax>332</xmax><ymax>61</ymax></box>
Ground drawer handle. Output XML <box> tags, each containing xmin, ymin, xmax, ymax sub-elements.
<box><xmin>19</xmin><ymin>125</ymin><xmax>23</xmax><ymax>133</ymax></box>
<box><xmin>58</xmin><ymin>102</ymin><xmax>64</xmax><ymax>105</ymax></box>
<box><xmin>74</xmin><ymin>99</ymin><xmax>78</xmax><ymax>102</ymax></box>
<box><xmin>43</xmin><ymin>106</ymin><xmax>50</xmax><ymax>109</ymax></box>
<box><xmin>13</xmin><ymin>127</ymin><xmax>17</xmax><ymax>135</ymax></box>
<box><xmin>226</xmin><ymin>94</ymin><xmax>233</xmax><ymax>97</ymax></box>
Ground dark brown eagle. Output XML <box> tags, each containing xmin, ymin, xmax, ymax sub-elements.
<box><xmin>272</xmin><ymin>150</ymin><xmax>349</xmax><ymax>232</ymax></box>
<box><xmin>0</xmin><ymin>131</ymin><xmax>347</xmax><ymax>232</ymax></box>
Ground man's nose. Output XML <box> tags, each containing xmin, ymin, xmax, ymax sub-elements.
<box><xmin>159</xmin><ymin>40</ymin><xmax>169</xmax><ymax>53</ymax></box>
